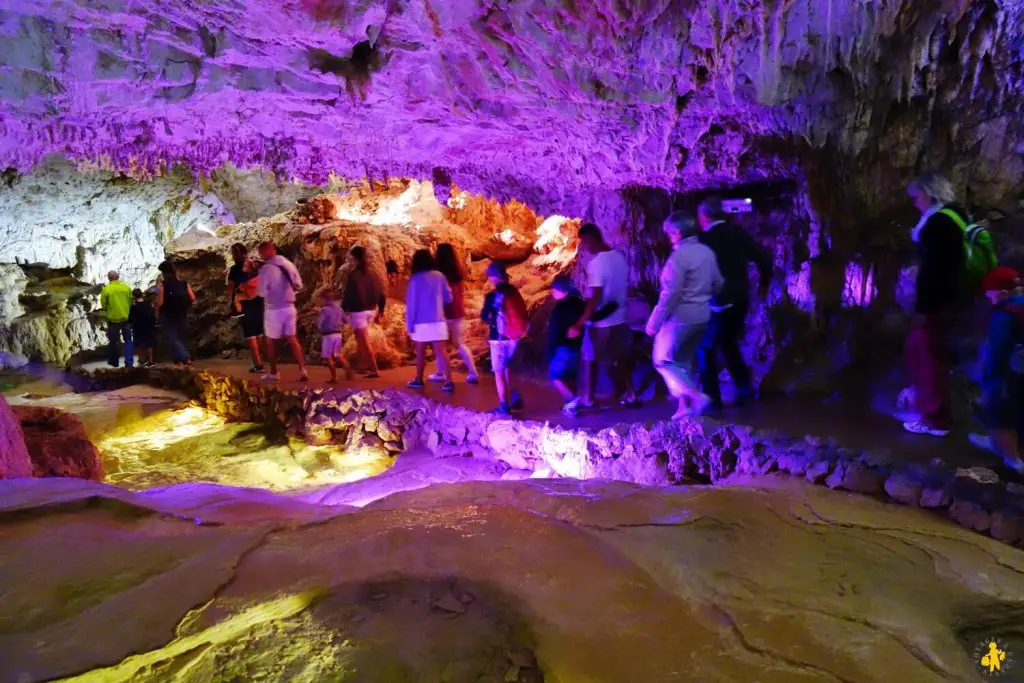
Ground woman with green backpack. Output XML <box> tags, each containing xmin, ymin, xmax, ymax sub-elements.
<box><xmin>902</xmin><ymin>172</ymin><xmax>978</xmax><ymax>437</ymax></box>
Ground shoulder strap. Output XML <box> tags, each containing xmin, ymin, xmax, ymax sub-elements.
<box><xmin>939</xmin><ymin>208</ymin><xmax>968</xmax><ymax>232</ymax></box>
<box><xmin>273</xmin><ymin>262</ymin><xmax>297</xmax><ymax>291</ymax></box>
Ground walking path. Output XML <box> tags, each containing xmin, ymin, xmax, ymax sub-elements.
<box><xmin>80</xmin><ymin>358</ymin><xmax>1007</xmax><ymax>476</ymax></box>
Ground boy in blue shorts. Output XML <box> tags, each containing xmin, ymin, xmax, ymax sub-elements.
<box><xmin>547</xmin><ymin>275</ymin><xmax>586</xmax><ymax>415</ymax></box>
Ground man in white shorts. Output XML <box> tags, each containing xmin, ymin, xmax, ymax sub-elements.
<box><xmin>257</xmin><ymin>241</ymin><xmax>308</xmax><ymax>382</ymax></box>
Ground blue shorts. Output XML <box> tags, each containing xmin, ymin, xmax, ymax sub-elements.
<box><xmin>548</xmin><ymin>346</ymin><xmax>580</xmax><ymax>382</ymax></box>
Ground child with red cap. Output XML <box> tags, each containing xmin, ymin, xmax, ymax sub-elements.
<box><xmin>969</xmin><ymin>266</ymin><xmax>1024</xmax><ymax>473</ymax></box>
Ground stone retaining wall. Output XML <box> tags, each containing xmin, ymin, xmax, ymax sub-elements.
<box><xmin>68</xmin><ymin>365</ymin><xmax>1024</xmax><ymax>548</ymax></box>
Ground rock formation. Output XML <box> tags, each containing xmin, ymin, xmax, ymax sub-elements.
<box><xmin>12</xmin><ymin>406</ymin><xmax>104</xmax><ymax>480</ymax></box>
<box><xmin>0</xmin><ymin>476</ymin><xmax>1021</xmax><ymax>681</ymax></box>
<box><xmin>0</xmin><ymin>394</ymin><xmax>32</xmax><ymax>479</ymax></box>
<box><xmin>166</xmin><ymin>180</ymin><xmax>568</xmax><ymax>371</ymax></box>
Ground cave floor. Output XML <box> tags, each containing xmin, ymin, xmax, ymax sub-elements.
<box><xmin>137</xmin><ymin>359</ymin><xmax>1007</xmax><ymax>477</ymax></box>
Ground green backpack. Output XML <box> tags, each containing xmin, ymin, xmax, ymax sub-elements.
<box><xmin>940</xmin><ymin>208</ymin><xmax>997</xmax><ymax>290</ymax></box>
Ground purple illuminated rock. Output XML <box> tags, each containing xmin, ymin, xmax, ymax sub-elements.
<box><xmin>0</xmin><ymin>395</ymin><xmax>32</xmax><ymax>479</ymax></box>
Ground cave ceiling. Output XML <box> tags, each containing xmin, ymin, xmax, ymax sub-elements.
<box><xmin>1</xmin><ymin>0</ymin><xmax>1022</xmax><ymax>212</ymax></box>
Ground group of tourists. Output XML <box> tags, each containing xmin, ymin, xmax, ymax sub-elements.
<box><xmin>100</xmin><ymin>261</ymin><xmax>196</xmax><ymax>369</ymax></box>
<box><xmin>98</xmin><ymin>170</ymin><xmax>1024</xmax><ymax>473</ymax></box>
<box><xmin>533</xmin><ymin>200</ymin><xmax>771</xmax><ymax>420</ymax></box>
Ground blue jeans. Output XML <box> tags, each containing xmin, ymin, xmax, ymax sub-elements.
<box><xmin>161</xmin><ymin>315</ymin><xmax>189</xmax><ymax>362</ymax></box>
<box><xmin>107</xmin><ymin>321</ymin><xmax>134</xmax><ymax>367</ymax></box>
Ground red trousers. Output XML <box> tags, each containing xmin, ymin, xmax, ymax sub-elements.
<box><xmin>904</xmin><ymin>313</ymin><xmax>953</xmax><ymax>429</ymax></box>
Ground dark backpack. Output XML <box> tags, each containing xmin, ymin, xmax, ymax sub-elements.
<box><xmin>941</xmin><ymin>208</ymin><xmax>997</xmax><ymax>291</ymax></box>
<box><xmin>162</xmin><ymin>279</ymin><xmax>191</xmax><ymax>317</ymax></box>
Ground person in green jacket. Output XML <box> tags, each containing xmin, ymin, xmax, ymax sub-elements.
<box><xmin>100</xmin><ymin>270</ymin><xmax>134</xmax><ymax>368</ymax></box>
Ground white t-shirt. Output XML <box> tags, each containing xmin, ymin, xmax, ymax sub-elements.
<box><xmin>586</xmin><ymin>249</ymin><xmax>629</xmax><ymax>328</ymax></box>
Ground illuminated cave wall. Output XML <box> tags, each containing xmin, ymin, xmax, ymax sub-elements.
<box><xmin>1</xmin><ymin>0</ymin><xmax>1023</xmax><ymax>386</ymax></box>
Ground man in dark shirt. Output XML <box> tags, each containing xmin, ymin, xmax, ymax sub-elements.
<box><xmin>695</xmin><ymin>196</ymin><xmax>773</xmax><ymax>411</ymax></box>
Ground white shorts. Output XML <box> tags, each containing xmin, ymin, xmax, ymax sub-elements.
<box><xmin>489</xmin><ymin>339</ymin><xmax>519</xmax><ymax>373</ymax></box>
<box><xmin>264</xmin><ymin>306</ymin><xmax>298</xmax><ymax>340</ymax></box>
<box><xmin>349</xmin><ymin>310</ymin><xmax>375</xmax><ymax>330</ymax></box>
<box><xmin>411</xmin><ymin>322</ymin><xmax>449</xmax><ymax>343</ymax></box>
<box><xmin>321</xmin><ymin>332</ymin><xmax>343</xmax><ymax>359</ymax></box>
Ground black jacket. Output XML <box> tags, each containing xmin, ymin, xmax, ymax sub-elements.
<box><xmin>915</xmin><ymin>205</ymin><xmax>967</xmax><ymax>315</ymax></box>
<box><xmin>546</xmin><ymin>295</ymin><xmax>586</xmax><ymax>361</ymax></box>
<box><xmin>697</xmin><ymin>220</ymin><xmax>772</xmax><ymax>306</ymax></box>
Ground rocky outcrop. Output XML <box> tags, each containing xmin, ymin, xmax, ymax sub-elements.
<box><xmin>12</xmin><ymin>406</ymin><xmax>104</xmax><ymax>480</ymax></box>
<box><xmin>165</xmin><ymin>180</ymin><xmax>562</xmax><ymax>370</ymax></box>
<box><xmin>0</xmin><ymin>394</ymin><xmax>32</xmax><ymax>479</ymax></box>
<box><xmin>0</xmin><ymin>477</ymin><xmax>1021</xmax><ymax>682</ymax></box>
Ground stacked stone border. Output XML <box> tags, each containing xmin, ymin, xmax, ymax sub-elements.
<box><xmin>69</xmin><ymin>364</ymin><xmax>1024</xmax><ymax>548</ymax></box>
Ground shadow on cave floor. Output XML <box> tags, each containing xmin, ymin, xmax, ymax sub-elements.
<box><xmin>104</xmin><ymin>359</ymin><xmax>1013</xmax><ymax>477</ymax></box>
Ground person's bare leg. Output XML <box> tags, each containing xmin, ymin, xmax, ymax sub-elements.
<box><xmin>247</xmin><ymin>337</ymin><xmax>262</xmax><ymax>366</ymax></box>
<box><xmin>414</xmin><ymin>342</ymin><xmax>426</xmax><ymax>381</ymax></box>
<box><xmin>337</xmin><ymin>352</ymin><xmax>353</xmax><ymax>380</ymax></box>
<box><xmin>326</xmin><ymin>356</ymin><xmax>337</xmax><ymax>383</ymax></box>
<box><xmin>356</xmin><ymin>328</ymin><xmax>379</xmax><ymax>375</ymax></box>
<box><xmin>432</xmin><ymin>341</ymin><xmax>451</xmax><ymax>382</ymax></box>
<box><xmin>494</xmin><ymin>367</ymin><xmax>508</xmax><ymax>405</ymax></box>
<box><xmin>553</xmin><ymin>379</ymin><xmax>574</xmax><ymax>401</ymax></box>
<box><xmin>286</xmin><ymin>335</ymin><xmax>307</xmax><ymax>375</ymax></box>
<box><xmin>266</xmin><ymin>339</ymin><xmax>279</xmax><ymax>375</ymax></box>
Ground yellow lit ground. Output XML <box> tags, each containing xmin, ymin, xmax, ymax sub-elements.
<box><xmin>96</xmin><ymin>405</ymin><xmax>393</xmax><ymax>492</ymax></box>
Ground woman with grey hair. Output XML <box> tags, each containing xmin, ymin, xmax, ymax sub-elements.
<box><xmin>901</xmin><ymin>172</ymin><xmax>967</xmax><ymax>437</ymax></box>
<box><xmin>645</xmin><ymin>212</ymin><xmax>724</xmax><ymax>420</ymax></box>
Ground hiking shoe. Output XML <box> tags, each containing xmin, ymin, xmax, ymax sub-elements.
<box><xmin>261</xmin><ymin>372</ymin><xmax>280</xmax><ymax>381</ymax></box>
<box><xmin>407</xmin><ymin>379</ymin><xmax>425</xmax><ymax>389</ymax></box>
<box><xmin>510</xmin><ymin>390</ymin><xmax>523</xmax><ymax>411</ymax></box>
<box><xmin>466</xmin><ymin>374</ymin><xmax>480</xmax><ymax>385</ymax></box>
<box><xmin>427</xmin><ymin>373</ymin><xmax>445</xmax><ymax>383</ymax></box>
<box><xmin>903</xmin><ymin>420</ymin><xmax>949</xmax><ymax>437</ymax></box>
<box><xmin>248</xmin><ymin>364</ymin><xmax>264</xmax><ymax>374</ymax></box>
<box><xmin>441</xmin><ymin>381</ymin><xmax>455</xmax><ymax>393</ymax></box>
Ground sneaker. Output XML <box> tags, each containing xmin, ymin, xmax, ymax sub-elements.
<box><xmin>364</xmin><ymin>371</ymin><xmax>381</xmax><ymax>379</ymax></box>
<box><xmin>326</xmin><ymin>378</ymin><xmax>337</xmax><ymax>385</ymax></box>
<box><xmin>902</xmin><ymin>420</ymin><xmax>949</xmax><ymax>437</ymax></box>
<box><xmin>298</xmin><ymin>371</ymin><xmax>309</xmax><ymax>382</ymax></box>
<box><xmin>466</xmin><ymin>374</ymin><xmax>480</xmax><ymax>385</ymax></box>
<box><xmin>249</xmin><ymin>364</ymin><xmax>264</xmax><ymax>374</ymax></box>
<box><xmin>968</xmin><ymin>432</ymin><xmax>997</xmax><ymax>453</ymax></box>
<box><xmin>407</xmin><ymin>379</ymin><xmax>425</xmax><ymax>389</ymax></box>
<box><xmin>690</xmin><ymin>393</ymin><xmax>712</xmax><ymax>417</ymax></box>
<box><xmin>441</xmin><ymin>381</ymin><xmax>455</xmax><ymax>393</ymax></box>
<box><xmin>896</xmin><ymin>387</ymin><xmax>916</xmax><ymax>411</ymax></box>
<box><xmin>561</xmin><ymin>400</ymin><xmax>579</xmax><ymax>417</ymax></box>
<box><xmin>1005</xmin><ymin>455</ymin><xmax>1024</xmax><ymax>475</ymax></box>
<box><xmin>107</xmin><ymin>361</ymin><xmax>119</xmax><ymax>368</ymax></box>
<box><xmin>427</xmin><ymin>373</ymin><xmax>445</xmax><ymax>383</ymax></box>
<box><xmin>261</xmin><ymin>372</ymin><xmax>280</xmax><ymax>381</ymax></box>
<box><xmin>734</xmin><ymin>387</ymin><xmax>756</xmax><ymax>406</ymax></box>
<box><xmin>493</xmin><ymin>402</ymin><xmax>512</xmax><ymax>416</ymax></box>
<box><xmin>510</xmin><ymin>390</ymin><xmax>523</xmax><ymax>411</ymax></box>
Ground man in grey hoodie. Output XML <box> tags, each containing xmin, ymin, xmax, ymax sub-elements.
<box><xmin>257</xmin><ymin>241</ymin><xmax>308</xmax><ymax>382</ymax></box>
<box><xmin>645</xmin><ymin>212</ymin><xmax>723</xmax><ymax>420</ymax></box>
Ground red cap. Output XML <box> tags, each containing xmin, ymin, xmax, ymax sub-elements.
<box><xmin>981</xmin><ymin>266</ymin><xmax>1021</xmax><ymax>293</ymax></box>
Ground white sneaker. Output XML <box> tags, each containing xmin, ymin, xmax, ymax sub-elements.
<box><xmin>261</xmin><ymin>372</ymin><xmax>280</xmax><ymax>381</ymax></box>
<box><xmin>427</xmin><ymin>373</ymin><xmax>445</xmax><ymax>383</ymax></box>
<box><xmin>903</xmin><ymin>420</ymin><xmax>949</xmax><ymax>437</ymax></box>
